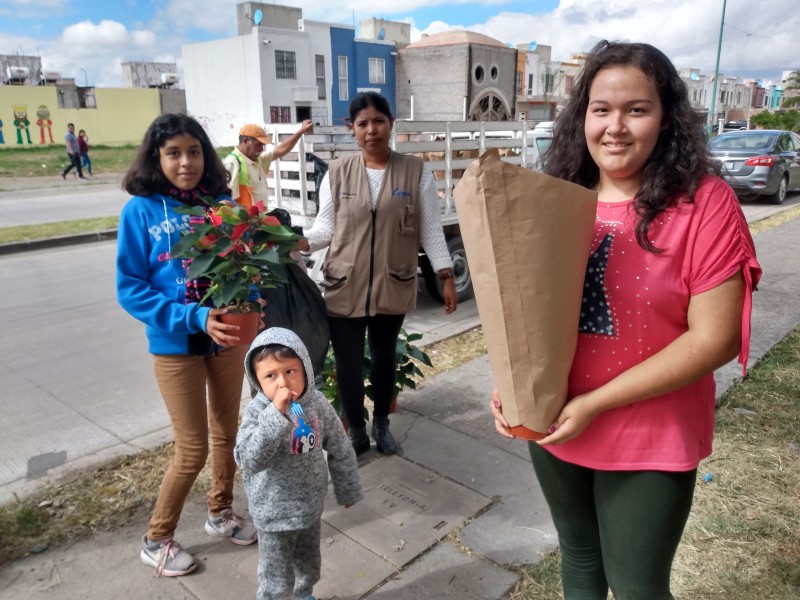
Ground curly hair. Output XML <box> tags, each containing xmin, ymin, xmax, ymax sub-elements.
<box><xmin>545</xmin><ymin>40</ymin><xmax>719</xmax><ymax>251</ymax></box>
<box><xmin>122</xmin><ymin>113</ymin><xmax>229</xmax><ymax>197</ymax></box>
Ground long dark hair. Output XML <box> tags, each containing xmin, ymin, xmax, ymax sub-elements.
<box><xmin>122</xmin><ymin>113</ymin><xmax>229</xmax><ymax>197</ymax></box>
<box><xmin>348</xmin><ymin>92</ymin><xmax>393</xmax><ymax>124</ymax></box>
<box><xmin>545</xmin><ymin>40</ymin><xmax>718</xmax><ymax>251</ymax></box>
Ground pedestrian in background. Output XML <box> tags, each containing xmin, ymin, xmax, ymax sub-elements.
<box><xmin>491</xmin><ymin>40</ymin><xmax>761</xmax><ymax>599</ymax></box>
<box><xmin>61</xmin><ymin>123</ymin><xmax>85</xmax><ymax>180</ymax></box>
<box><xmin>117</xmin><ymin>113</ymin><xmax>257</xmax><ymax>578</ymax></box>
<box><xmin>78</xmin><ymin>129</ymin><xmax>92</xmax><ymax>177</ymax></box>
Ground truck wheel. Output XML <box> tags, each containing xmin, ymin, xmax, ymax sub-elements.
<box><xmin>422</xmin><ymin>236</ymin><xmax>474</xmax><ymax>303</ymax></box>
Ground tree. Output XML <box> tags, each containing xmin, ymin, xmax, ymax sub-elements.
<box><xmin>750</xmin><ymin>110</ymin><xmax>780</xmax><ymax>129</ymax></box>
<box><xmin>781</xmin><ymin>70</ymin><xmax>800</xmax><ymax>109</ymax></box>
<box><xmin>540</xmin><ymin>64</ymin><xmax>566</xmax><ymax>120</ymax></box>
<box><xmin>750</xmin><ymin>109</ymin><xmax>800</xmax><ymax>133</ymax></box>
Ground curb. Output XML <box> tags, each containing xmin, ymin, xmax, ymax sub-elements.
<box><xmin>0</xmin><ymin>229</ymin><xmax>118</xmax><ymax>255</ymax></box>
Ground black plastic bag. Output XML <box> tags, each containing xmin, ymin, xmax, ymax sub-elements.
<box><xmin>305</xmin><ymin>153</ymin><xmax>329</xmax><ymax>210</ymax></box>
<box><xmin>261</xmin><ymin>209</ymin><xmax>330</xmax><ymax>376</ymax></box>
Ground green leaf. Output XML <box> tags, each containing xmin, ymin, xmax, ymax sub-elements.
<box><xmin>186</xmin><ymin>252</ymin><xmax>217</xmax><ymax>279</ymax></box>
<box><xmin>170</xmin><ymin>232</ymin><xmax>202</xmax><ymax>257</ymax></box>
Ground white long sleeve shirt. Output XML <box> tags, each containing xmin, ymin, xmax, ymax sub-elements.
<box><xmin>304</xmin><ymin>163</ymin><xmax>453</xmax><ymax>272</ymax></box>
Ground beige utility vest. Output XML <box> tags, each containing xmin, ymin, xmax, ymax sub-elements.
<box><xmin>322</xmin><ymin>151</ymin><xmax>423</xmax><ymax>317</ymax></box>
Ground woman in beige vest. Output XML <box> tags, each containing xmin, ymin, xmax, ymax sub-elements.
<box><xmin>303</xmin><ymin>92</ymin><xmax>457</xmax><ymax>455</ymax></box>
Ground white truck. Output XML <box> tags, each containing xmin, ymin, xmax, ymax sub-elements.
<box><xmin>263</xmin><ymin>120</ymin><xmax>553</xmax><ymax>303</ymax></box>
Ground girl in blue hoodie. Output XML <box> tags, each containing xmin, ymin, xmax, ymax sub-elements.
<box><xmin>117</xmin><ymin>113</ymin><xmax>257</xmax><ymax>578</ymax></box>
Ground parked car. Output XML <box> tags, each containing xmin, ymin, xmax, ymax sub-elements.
<box><xmin>529</xmin><ymin>121</ymin><xmax>554</xmax><ymax>171</ymax></box>
<box><xmin>481</xmin><ymin>123</ymin><xmax>553</xmax><ymax>171</ymax></box>
<box><xmin>708</xmin><ymin>129</ymin><xmax>800</xmax><ymax>204</ymax></box>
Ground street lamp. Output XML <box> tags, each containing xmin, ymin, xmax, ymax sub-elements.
<box><xmin>80</xmin><ymin>68</ymin><xmax>88</xmax><ymax>87</ymax></box>
<box><xmin>707</xmin><ymin>0</ymin><xmax>727</xmax><ymax>138</ymax></box>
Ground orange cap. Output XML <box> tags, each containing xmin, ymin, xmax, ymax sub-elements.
<box><xmin>239</xmin><ymin>124</ymin><xmax>270</xmax><ymax>144</ymax></box>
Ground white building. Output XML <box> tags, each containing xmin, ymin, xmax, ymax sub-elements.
<box><xmin>183</xmin><ymin>3</ymin><xmax>329</xmax><ymax>146</ymax></box>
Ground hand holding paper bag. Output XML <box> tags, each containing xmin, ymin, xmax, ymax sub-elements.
<box><xmin>453</xmin><ymin>150</ymin><xmax>597</xmax><ymax>439</ymax></box>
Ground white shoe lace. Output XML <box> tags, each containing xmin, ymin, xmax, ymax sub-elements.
<box><xmin>155</xmin><ymin>537</ymin><xmax>181</xmax><ymax>577</ymax></box>
<box><xmin>217</xmin><ymin>510</ymin><xmax>245</xmax><ymax>534</ymax></box>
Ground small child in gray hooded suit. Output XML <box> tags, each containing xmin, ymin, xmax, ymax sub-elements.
<box><xmin>235</xmin><ymin>327</ymin><xmax>363</xmax><ymax>600</ymax></box>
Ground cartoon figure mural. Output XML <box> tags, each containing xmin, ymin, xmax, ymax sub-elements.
<box><xmin>0</xmin><ymin>118</ymin><xmax>4</xmax><ymax>144</ymax></box>
<box><xmin>36</xmin><ymin>105</ymin><xmax>54</xmax><ymax>144</ymax></box>
<box><xmin>13</xmin><ymin>104</ymin><xmax>32</xmax><ymax>145</ymax></box>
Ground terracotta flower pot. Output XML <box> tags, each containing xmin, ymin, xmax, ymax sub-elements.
<box><xmin>218</xmin><ymin>310</ymin><xmax>261</xmax><ymax>346</ymax></box>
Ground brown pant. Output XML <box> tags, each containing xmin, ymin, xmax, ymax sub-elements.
<box><xmin>148</xmin><ymin>346</ymin><xmax>247</xmax><ymax>540</ymax></box>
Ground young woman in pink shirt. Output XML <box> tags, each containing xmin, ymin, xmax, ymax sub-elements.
<box><xmin>491</xmin><ymin>41</ymin><xmax>761</xmax><ymax>599</ymax></box>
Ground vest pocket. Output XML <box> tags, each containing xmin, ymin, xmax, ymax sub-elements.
<box><xmin>399</xmin><ymin>204</ymin><xmax>417</xmax><ymax>236</ymax></box>
<box><xmin>320</xmin><ymin>262</ymin><xmax>352</xmax><ymax>289</ymax></box>
<box><xmin>374</xmin><ymin>266</ymin><xmax>417</xmax><ymax>314</ymax></box>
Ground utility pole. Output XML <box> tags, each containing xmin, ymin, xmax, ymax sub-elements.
<box><xmin>707</xmin><ymin>0</ymin><xmax>727</xmax><ymax>138</ymax></box>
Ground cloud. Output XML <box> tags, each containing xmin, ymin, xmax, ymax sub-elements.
<box><xmin>413</xmin><ymin>0</ymin><xmax>800</xmax><ymax>83</ymax></box>
<box><xmin>3</xmin><ymin>0</ymin><xmax>799</xmax><ymax>90</ymax></box>
<box><xmin>39</xmin><ymin>20</ymin><xmax>160</xmax><ymax>87</ymax></box>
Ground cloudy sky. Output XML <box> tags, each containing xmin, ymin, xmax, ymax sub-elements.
<box><xmin>2</xmin><ymin>0</ymin><xmax>798</xmax><ymax>88</ymax></box>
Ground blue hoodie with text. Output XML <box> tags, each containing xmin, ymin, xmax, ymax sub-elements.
<box><xmin>116</xmin><ymin>193</ymin><xmax>212</xmax><ymax>355</ymax></box>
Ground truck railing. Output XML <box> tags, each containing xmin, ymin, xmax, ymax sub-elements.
<box><xmin>263</xmin><ymin>120</ymin><xmax>545</xmax><ymax>228</ymax></box>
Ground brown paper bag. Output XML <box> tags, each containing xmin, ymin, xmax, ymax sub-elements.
<box><xmin>453</xmin><ymin>150</ymin><xmax>597</xmax><ymax>438</ymax></box>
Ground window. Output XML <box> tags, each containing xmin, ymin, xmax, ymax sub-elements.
<box><xmin>315</xmin><ymin>55</ymin><xmax>326</xmax><ymax>100</ymax></box>
<box><xmin>515</xmin><ymin>71</ymin><xmax>522</xmax><ymax>95</ymax></box>
<box><xmin>474</xmin><ymin>65</ymin><xmax>484</xmax><ymax>84</ymax></box>
<box><xmin>270</xmin><ymin>106</ymin><xmax>291</xmax><ymax>123</ymax></box>
<box><xmin>565</xmin><ymin>75</ymin><xmax>575</xmax><ymax>94</ymax></box>
<box><xmin>275</xmin><ymin>50</ymin><xmax>296</xmax><ymax>80</ymax></box>
<box><xmin>368</xmin><ymin>58</ymin><xmax>385</xmax><ymax>84</ymax></box>
<box><xmin>527</xmin><ymin>74</ymin><xmax>534</xmax><ymax>95</ymax></box>
<box><xmin>338</xmin><ymin>56</ymin><xmax>348</xmax><ymax>101</ymax></box>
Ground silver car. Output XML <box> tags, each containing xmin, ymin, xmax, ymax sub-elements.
<box><xmin>708</xmin><ymin>130</ymin><xmax>800</xmax><ymax>204</ymax></box>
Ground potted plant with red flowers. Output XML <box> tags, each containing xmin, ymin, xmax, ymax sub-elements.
<box><xmin>170</xmin><ymin>198</ymin><xmax>300</xmax><ymax>346</ymax></box>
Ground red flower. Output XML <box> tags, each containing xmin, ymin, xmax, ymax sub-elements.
<box><xmin>196</xmin><ymin>233</ymin><xmax>218</xmax><ymax>249</ymax></box>
<box><xmin>231</xmin><ymin>223</ymin><xmax>249</xmax><ymax>241</ymax></box>
<box><xmin>261</xmin><ymin>215</ymin><xmax>281</xmax><ymax>227</ymax></box>
<box><xmin>249</xmin><ymin>200</ymin><xmax>265</xmax><ymax>217</ymax></box>
<box><xmin>210</xmin><ymin>212</ymin><xmax>224</xmax><ymax>227</ymax></box>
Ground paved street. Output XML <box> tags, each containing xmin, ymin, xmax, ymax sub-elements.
<box><xmin>1</xmin><ymin>175</ymin><xmax>799</xmax><ymax>228</ymax></box>
<box><xmin>0</xmin><ymin>237</ymin><xmax>478</xmax><ymax>502</ymax></box>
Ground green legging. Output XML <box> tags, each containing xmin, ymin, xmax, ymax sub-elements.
<box><xmin>528</xmin><ymin>443</ymin><xmax>696</xmax><ymax>600</ymax></box>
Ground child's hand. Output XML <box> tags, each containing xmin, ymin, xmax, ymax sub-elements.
<box><xmin>272</xmin><ymin>386</ymin><xmax>295</xmax><ymax>415</ymax></box>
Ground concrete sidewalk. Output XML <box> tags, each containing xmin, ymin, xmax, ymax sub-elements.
<box><xmin>1</xmin><ymin>215</ymin><xmax>798</xmax><ymax>599</ymax></box>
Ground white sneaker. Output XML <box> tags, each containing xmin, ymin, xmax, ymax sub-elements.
<box><xmin>204</xmin><ymin>508</ymin><xmax>257</xmax><ymax>545</ymax></box>
<box><xmin>140</xmin><ymin>535</ymin><xmax>197</xmax><ymax>577</ymax></box>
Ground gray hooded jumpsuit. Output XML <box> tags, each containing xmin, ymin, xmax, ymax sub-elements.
<box><xmin>235</xmin><ymin>327</ymin><xmax>363</xmax><ymax>599</ymax></box>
